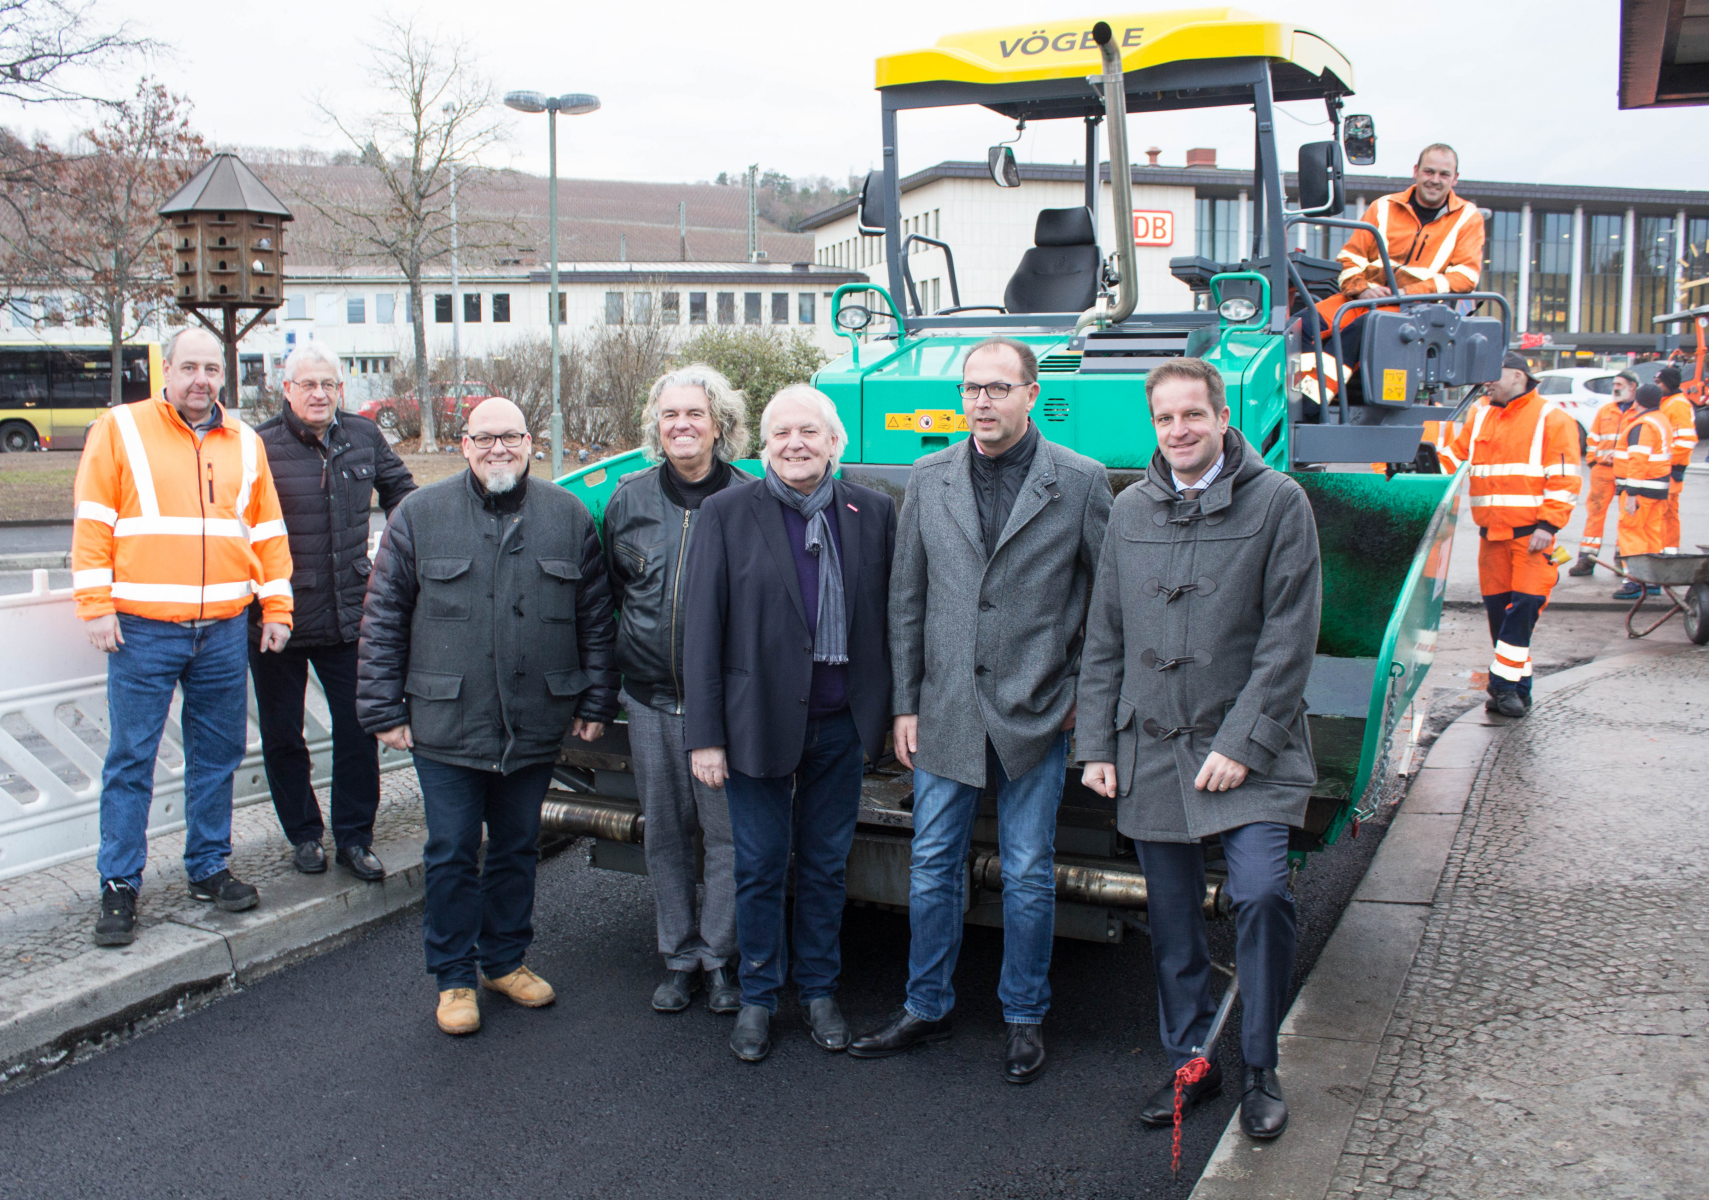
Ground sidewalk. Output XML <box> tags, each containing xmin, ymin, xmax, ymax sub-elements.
<box><xmin>0</xmin><ymin>767</ymin><xmax>429</xmax><ymax>1079</ymax></box>
<box><xmin>1193</xmin><ymin>640</ymin><xmax>1709</xmax><ymax>1199</ymax></box>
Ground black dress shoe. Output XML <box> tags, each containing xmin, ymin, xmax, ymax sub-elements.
<box><xmin>730</xmin><ymin>1005</ymin><xmax>771</xmax><ymax>1063</ymax></box>
<box><xmin>1003</xmin><ymin>1023</ymin><xmax>1046</xmax><ymax>1084</ymax></box>
<box><xmin>705</xmin><ymin>967</ymin><xmax>740</xmax><ymax>1015</ymax></box>
<box><xmin>807</xmin><ymin>997</ymin><xmax>850</xmax><ymax>1052</ymax></box>
<box><xmin>335</xmin><ymin>844</ymin><xmax>384</xmax><ymax>881</ymax></box>
<box><xmin>847</xmin><ymin>1008</ymin><xmax>953</xmax><ymax>1059</ymax></box>
<box><xmin>1138</xmin><ymin>1060</ymin><xmax>1224</xmax><ymax>1127</ymax></box>
<box><xmin>1240</xmin><ymin>1065</ymin><xmax>1288</xmax><ymax>1139</ymax></box>
<box><xmin>653</xmin><ymin>969</ymin><xmax>699</xmax><ymax>1013</ymax></box>
<box><xmin>292</xmin><ymin>841</ymin><xmax>326</xmax><ymax>874</ymax></box>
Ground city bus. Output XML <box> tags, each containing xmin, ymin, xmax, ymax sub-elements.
<box><xmin>0</xmin><ymin>340</ymin><xmax>165</xmax><ymax>453</ymax></box>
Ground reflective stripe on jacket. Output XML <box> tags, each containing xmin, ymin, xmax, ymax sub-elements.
<box><xmin>1587</xmin><ymin>399</ymin><xmax>1631</xmax><ymax>466</ymax></box>
<box><xmin>1614</xmin><ymin>409</ymin><xmax>1674</xmax><ymax>498</ymax></box>
<box><xmin>71</xmin><ymin>395</ymin><xmax>293</xmax><ymax>625</ymax></box>
<box><xmin>1661</xmin><ymin>393</ymin><xmax>1699</xmax><ymax>467</ymax></box>
<box><xmin>1439</xmin><ymin>389</ymin><xmax>1582</xmax><ymax>538</ymax></box>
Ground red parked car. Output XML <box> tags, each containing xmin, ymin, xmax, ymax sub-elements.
<box><xmin>359</xmin><ymin>381</ymin><xmax>502</xmax><ymax>435</ymax></box>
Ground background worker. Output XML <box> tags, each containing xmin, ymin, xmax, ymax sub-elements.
<box><xmin>604</xmin><ymin>365</ymin><xmax>749</xmax><ymax>1018</ymax></box>
<box><xmin>1078</xmin><ymin>357</ymin><xmax>1321</xmax><ymax>1143</ymax></box>
<box><xmin>684</xmin><ymin>386</ymin><xmax>896</xmax><ymax>1065</ymax></box>
<box><xmin>850</xmin><ymin>337</ymin><xmax>1112</xmax><ymax>1085</ymax></box>
<box><xmin>1569</xmin><ymin>370</ymin><xmax>1638</xmax><ymax>575</ymax></box>
<box><xmin>1611</xmin><ymin>384</ymin><xmax>1675</xmax><ymax>599</ymax></box>
<box><xmin>1652</xmin><ymin>365</ymin><xmax>1698</xmax><ymax>554</ymax></box>
<box><xmin>251</xmin><ymin>345</ymin><xmax>415</xmax><ymax>880</ymax></box>
<box><xmin>1439</xmin><ymin>353</ymin><xmax>1582</xmax><ymax>718</ymax></box>
<box><xmin>1308</xmin><ymin>144</ymin><xmax>1485</xmax><ymax>401</ymax></box>
<box><xmin>357</xmin><ymin>398</ymin><xmax>617</xmax><ymax>1036</ymax></box>
<box><xmin>74</xmin><ymin>327</ymin><xmax>294</xmax><ymax>946</ymax></box>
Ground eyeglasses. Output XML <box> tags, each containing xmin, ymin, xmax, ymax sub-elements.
<box><xmin>959</xmin><ymin>381</ymin><xmax>1022</xmax><ymax>400</ymax></box>
<box><xmin>466</xmin><ymin>432</ymin><xmax>527</xmax><ymax>448</ymax></box>
<box><xmin>288</xmin><ymin>378</ymin><xmax>341</xmax><ymax>394</ymax></box>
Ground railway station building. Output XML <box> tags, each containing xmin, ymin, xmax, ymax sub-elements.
<box><xmin>802</xmin><ymin>154</ymin><xmax>1709</xmax><ymax>370</ymax></box>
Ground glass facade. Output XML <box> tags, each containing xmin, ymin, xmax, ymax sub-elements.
<box><xmin>1579</xmin><ymin>213</ymin><xmax>1623</xmax><ymax>334</ymax></box>
<box><xmin>1302</xmin><ymin>202</ymin><xmax>1360</xmax><ymax>261</ymax></box>
<box><xmin>1482</xmin><ymin>210</ymin><xmax>1523</xmax><ymax>314</ymax></box>
<box><xmin>1528</xmin><ymin>212</ymin><xmax>1574</xmax><ymax>333</ymax></box>
<box><xmin>1632</xmin><ymin>215</ymin><xmax>1676</xmax><ymax>334</ymax></box>
<box><xmin>1195</xmin><ymin>197</ymin><xmax>1243</xmax><ymax>263</ymax></box>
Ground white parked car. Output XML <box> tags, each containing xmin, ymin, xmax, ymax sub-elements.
<box><xmin>1534</xmin><ymin>368</ymin><xmax>1619</xmax><ymax>433</ymax></box>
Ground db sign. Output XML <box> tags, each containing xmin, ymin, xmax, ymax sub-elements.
<box><xmin>1133</xmin><ymin>210</ymin><xmax>1174</xmax><ymax>246</ymax></box>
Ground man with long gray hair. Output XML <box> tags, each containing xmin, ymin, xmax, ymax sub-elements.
<box><xmin>604</xmin><ymin>364</ymin><xmax>750</xmax><ymax>1016</ymax></box>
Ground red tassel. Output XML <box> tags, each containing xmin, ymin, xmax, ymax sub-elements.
<box><xmin>1172</xmin><ymin>1055</ymin><xmax>1212</xmax><ymax>1176</ymax></box>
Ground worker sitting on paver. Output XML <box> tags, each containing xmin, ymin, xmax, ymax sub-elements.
<box><xmin>1439</xmin><ymin>352</ymin><xmax>1582</xmax><ymax>718</ymax></box>
<box><xmin>1653</xmin><ymin>365</ymin><xmax>1699</xmax><ymax>554</ymax></box>
<box><xmin>1077</xmin><ymin>357</ymin><xmax>1322</xmax><ymax>1145</ymax></box>
<box><xmin>73</xmin><ymin>327</ymin><xmax>294</xmax><ymax>946</ymax></box>
<box><xmin>1569</xmin><ymin>370</ymin><xmax>1638</xmax><ymax>575</ymax></box>
<box><xmin>1612</xmin><ymin>383</ymin><xmax>1675</xmax><ymax>600</ymax></box>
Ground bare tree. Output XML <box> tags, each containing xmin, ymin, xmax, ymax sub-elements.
<box><xmin>0</xmin><ymin>78</ymin><xmax>205</xmax><ymax>403</ymax></box>
<box><xmin>0</xmin><ymin>0</ymin><xmax>150</xmax><ymax>106</ymax></box>
<box><xmin>304</xmin><ymin>17</ymin><xmax>506</xmax><ymax>451</ymax></box>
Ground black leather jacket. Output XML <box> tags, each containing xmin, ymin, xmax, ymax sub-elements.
<box><xmin>603</xmin><ymin>464</ymin><xmax>739</xmax><ymax>713</ymax></box>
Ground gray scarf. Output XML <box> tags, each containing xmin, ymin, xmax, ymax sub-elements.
<box><xmin>764</xmin><ymin>465</ymin><xmax>848</xmax><ymax>665</ymax></box>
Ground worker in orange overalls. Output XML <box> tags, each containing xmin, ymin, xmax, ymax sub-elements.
<box><xmin>1439</xmin><ymin>352</ymin><xmax>1582</xmax><ymax>718</ymax></box>
<box><xmin>1611</xmin><ymin>383</ymin><xmax>1676</xmax><ymax>600</ymax></box>
<box><xmin>1568</xmin><ymin>370</ymin><xmax>1638</xmax><ymax>575</ymax></box>
<box><xmin>1307</xmin><ymin>144</ymin><xmax>1486</xmax><ymax>404</ymax></box>
<box><xmin>1652</xmin><ymin>365</ymin><xmax>1699</xmax><ymax>554</ymax></box>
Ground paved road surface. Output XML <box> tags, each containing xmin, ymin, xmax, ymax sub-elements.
<box><xmin>0</xmin><ymin>819</ymin><xmax>1384</xmax><ymax>1200</ymax></box>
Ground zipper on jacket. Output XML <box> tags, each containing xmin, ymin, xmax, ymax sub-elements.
<box><xmin>668</xmin><ymin>508</ymin><xmax>691</xmax><ymax>712</ymax></box>
<box><xmin>197</xmin><ymin>441</ymin><xmax>209</xmax><ymax>621</ymax></box>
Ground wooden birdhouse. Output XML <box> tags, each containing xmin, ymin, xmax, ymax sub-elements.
<box><xmin>158</xmin><ymin>154</ymin><xmax>293</xmax><ymax>310</ymax></box>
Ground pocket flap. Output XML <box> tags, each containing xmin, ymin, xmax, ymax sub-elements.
<box><xmin>1250</xmin><ymin>711</ymin><xmax>1294</xmax><ymax>754</ymax></box>
<box><xmin>404</xmin><ymin>670</ymin><xmax>463</xmax><ymax>700</ymax></box>
<box><xmin>545</xmin><ymin>668</ymin><xmax>591</xmax><ymax>697</ymax></box>
<box><xmin>1115</xmin><ymin>697</ymin><xmax>1135</xmax><ymax>730</ymax></box>
<box><xmin>539</xmin><ymin>557</ymin><xmax>582</xmax><ymax>582</ymax></box>
<box><xmin>290</xmin><ymin>567</ymin><xmax>317</xmax><ymax>589</ymax></box>
<box><xmin>420</xmin><ymin>557</ymin><xmax>471</xmax><ymax>582</ymax></box>
<box><xmin>349</xmin><ymin>462</ymin><xmax>376</xmax><ymax>479</ymax></box>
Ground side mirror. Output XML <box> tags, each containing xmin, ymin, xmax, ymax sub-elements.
<box><xmin>1297</xmin><ymin>141</ymin><xmax>1345</xmax><ymax>215</ymax></box>
<box><xmin>858</xmin><ymin>170</ymin><xmax>887</xmax><ymax>234</ymax></box>
<box><xmin>1343</xmin><ymin>114</ymin><xmax>1376</xmax><ymax>167</ymax></box>
<box><xmin>987</xmin><ymin>145</ymin><xmax>1020</xmax><ymax>188</ymax></box>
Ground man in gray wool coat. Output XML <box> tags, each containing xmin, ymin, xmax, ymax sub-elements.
<box><xmin>849</xmin><ymin>336</ymin><xmax>1112</xmax><ymax>1085</ymax></box>
<box><xmin>1078</xmin><ymin>356</ymin><xmax>1321</xmax><ymax>1143</ymax></box>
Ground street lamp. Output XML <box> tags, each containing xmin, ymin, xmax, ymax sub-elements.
<box><xmin>504</xmin><ymin>89</ymin><xmax>600</xmax><ymax>479</ymax></box>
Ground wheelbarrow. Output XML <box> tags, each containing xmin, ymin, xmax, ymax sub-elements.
<box><xmin>1598</xmin><ymin>550</ymin><xmax>1709</xmax><ymax>642</ymax></box>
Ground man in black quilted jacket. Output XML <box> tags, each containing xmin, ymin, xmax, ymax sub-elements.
<box><xmin>251</xmin><ymin>346</ymin><xmax>415</xmax><ymax>880</ymax></box>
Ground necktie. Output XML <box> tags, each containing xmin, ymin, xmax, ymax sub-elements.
<box><xmin>1182</xmin><ymin>488</ymin><xmax>1204</xmax><ymax>500</ymax></box>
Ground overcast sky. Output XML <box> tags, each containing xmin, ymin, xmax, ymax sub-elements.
<box><xmin>7</xmin><ymin>0</ymin><xmax>1702</xmax><ymax>193</ymax></box>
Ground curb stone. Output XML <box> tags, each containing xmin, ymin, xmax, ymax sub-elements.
<box><xmin>1188</xmin><ymin>642</ymin><xmax>1699</xmax><ymax>1200</ymax></box>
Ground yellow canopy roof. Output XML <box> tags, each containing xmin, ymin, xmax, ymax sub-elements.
<box><xmin>875</xmin><ymin>7</ymin><xmax>1352</xmax><ymax>93</ymax></box>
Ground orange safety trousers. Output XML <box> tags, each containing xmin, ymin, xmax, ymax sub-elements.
<box><xmin>1579</xmin><ymin>465</ymin><xmax>1615</xmax><ymax>555</ymax></box>
<box><xmin>1664</xmin><ymin>479</ymin><xmax>1682</xmax><ymax>555</ymax></box>
<box><xmin>1478</xmin><ymin>537</ymin><xmax>1557</xmax><ymax>693</ymax></box>
<box><xmin>1618</xmin><ymin>492</ymin><xmax>1669</xmax><ymax>558</ymax></box>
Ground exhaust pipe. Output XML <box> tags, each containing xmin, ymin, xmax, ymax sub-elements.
<box><xmin>540</xmin><ymin>794</ymin><xmax>645</xmax><ymax>843</ymax></box>
<box><xmin>1077</xmin><ymin>20</ymin><xmax>1137</xmax><ymax>333</ymax></box>
<box><xmin>971</xmin><ymin>850</ymin><xmax>1226</xmax><ymax>919</ymax></box>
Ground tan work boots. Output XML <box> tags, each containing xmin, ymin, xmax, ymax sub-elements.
<box><xmin>435</xmin><ymin>967</ymin><xmax>555</xmax><ymax>1035</ymax></box>
<box><xmin>436</xmin><ymin>987</ymin><xmax>481</xmax><ymax>1035</ymax></box>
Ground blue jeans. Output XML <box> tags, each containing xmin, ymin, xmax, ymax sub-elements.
<box><xmin>1138</xmin><ymin>821</ymin><xmax>1296</xmax><ymax>1069</ymax></box>
<box><xmin>413</xmin><ymin>755</ymin><xmax>555</xmax><ymax>990</ymax></box>
<box><xmin>723</xmin><ymin>710</ymin><xmax>863</xmax><ymax>1012</ymax></box>
<box><xmin>97</xmin><ymin>614</ymin><xmax>249</xmax><ymax>891</ymax></box>
<box><xmin>905</xmin><ymin>734</ymin><xmax>1067</xmax><ymax>1026</ymax></box>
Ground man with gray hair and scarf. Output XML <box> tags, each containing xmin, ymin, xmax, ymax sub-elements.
<box><xmin>684</xmin><ymin>384</ymin><xmax>896</xmax><ymax>1064</ymax></box>
<box><xmin>604</xmin><ymin>364</ymin><xmax>750</xmax><ymax>1017</ymax></box>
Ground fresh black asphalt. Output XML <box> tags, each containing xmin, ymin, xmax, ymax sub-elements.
<box><xmin>0</xmin><ymin>812</ymin><xmax>1388</xmax><ymax>1200</ymax></box>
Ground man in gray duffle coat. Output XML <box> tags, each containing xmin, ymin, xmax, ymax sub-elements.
<box><xmin>1078</xmin><ymin>356</ymin><xmax>1321</xmax><ymax>1143</ymax></box>
<box><xmin>848</xmin><ymin>336</ymin><xmax>1112</xmax><ymax>1085</ymax></box>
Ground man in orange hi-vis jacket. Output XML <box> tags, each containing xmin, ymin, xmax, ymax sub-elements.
<box><xmin>1612</xmin><ymin>384</ymin><xmax>1676</xmax><ymax>601</ymax></box>
<box><xmin>72</xmin><ymin>327</ymin><xmax>294</xmax><ymax>947</ymax></box>
<box><xmin>1306</xmin><ymin>144</ymin><xmax>1485</xmax><ymax>404</ymax></box>
<box><xmin>1652</xmin><ymin>365</ymin><xmax>1699</xmax><ymax>554</ymax></box>
<box><xmin>1568</xmin><ymin>370</ymin><xmax>1638</xmax><ymax>575</ymax></box>
<box><xmin>1440</xmin><ymin>352</ymin><xmax>1582</xmax><ymax>719</ymax></box>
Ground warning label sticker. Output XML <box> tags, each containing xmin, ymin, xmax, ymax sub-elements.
<box><xmin>885</xmin><ymin>410</ymin><xmax>968</xmax><ymax>432</ymax></box>
<box><xmin>1381</xmin><ymin>368</ymin><xmax>1409</xmax><ymax>403</ymax></box>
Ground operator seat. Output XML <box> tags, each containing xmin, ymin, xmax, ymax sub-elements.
<box><xmin>1004</xmin><ymin>207</ymin><xmax>1101</xmax><ymax>314</ymax></box>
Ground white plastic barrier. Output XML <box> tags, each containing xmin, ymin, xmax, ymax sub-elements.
<box><xmin>0</xmin><ymin>571</ymin><xmax>410</xmax><ymax>882</ymax></box>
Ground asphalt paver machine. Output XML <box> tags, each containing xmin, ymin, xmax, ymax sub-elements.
<box><xmin>546</xmin><ymin>8</ymin><xmax>1505</xmax><ymax>946</ymax></box>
